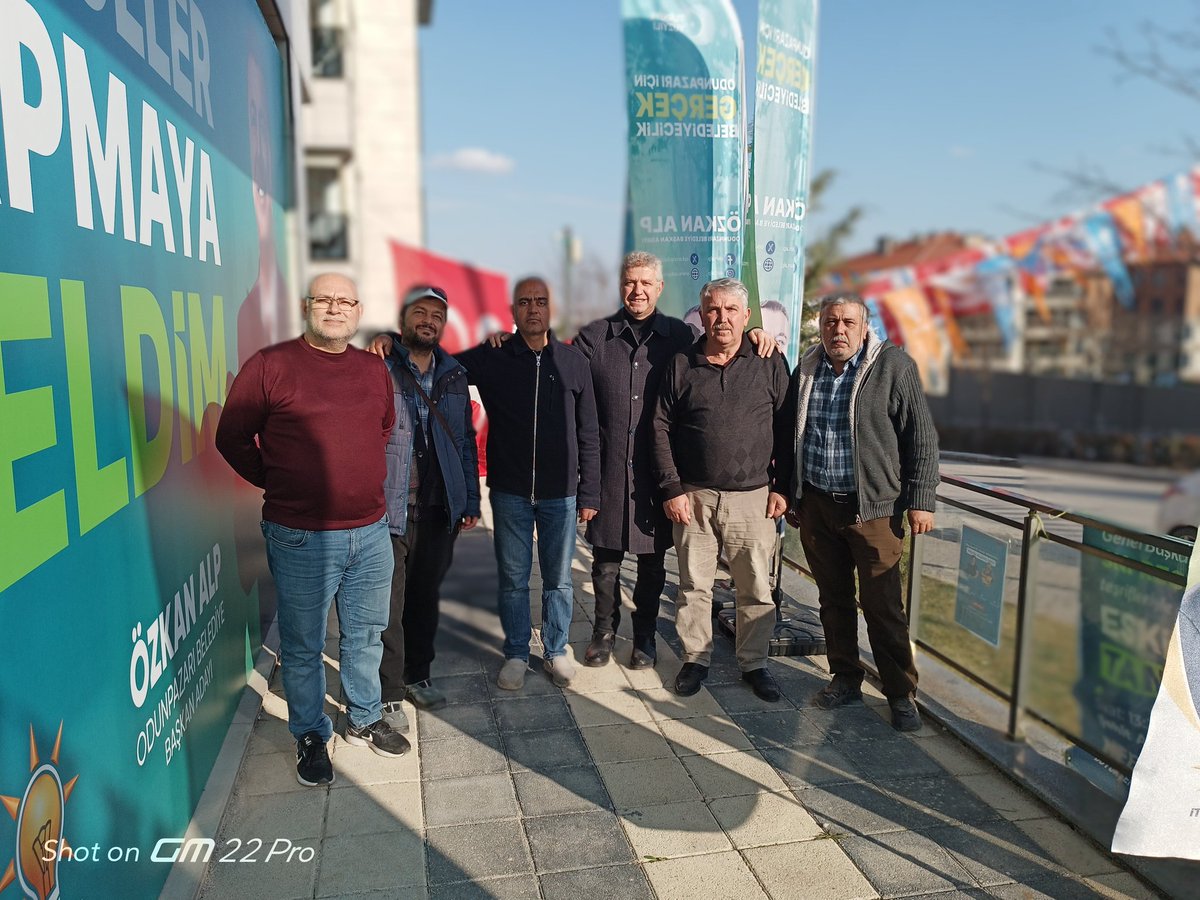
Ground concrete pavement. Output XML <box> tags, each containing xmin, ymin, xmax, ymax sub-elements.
<box><xmin>194</xmin><ymin>498</ymin><xmax>1162</xmax><ymax>900</ymax></box>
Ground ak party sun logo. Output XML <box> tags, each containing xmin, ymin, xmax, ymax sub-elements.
<box><xmin>1</xmin><ymin>724</ymin><xmax>77</xmax><ymax>900</ymax></box>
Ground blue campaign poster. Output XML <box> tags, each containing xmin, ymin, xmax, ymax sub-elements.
<box><xmin>954</xmin><ymin>526</ymin><xmax>1009</xmax><ymax>647</ymax></box>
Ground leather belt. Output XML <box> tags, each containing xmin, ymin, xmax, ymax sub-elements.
<box><xmin>804</xmin><ymin>481</ymin><xmax>857</xmax><ymax>504</ymax></box>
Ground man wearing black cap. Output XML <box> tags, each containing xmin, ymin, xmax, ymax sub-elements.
<box><xmin>378</xmin><ymin>286</ymin><xmax>481</xmax><ymax>730</ymax></box>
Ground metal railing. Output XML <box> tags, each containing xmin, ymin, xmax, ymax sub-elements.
<box><xmin>783</xmin><ymin>473</ymin><xmax>1192</xmax><ymax>777</ymax></box>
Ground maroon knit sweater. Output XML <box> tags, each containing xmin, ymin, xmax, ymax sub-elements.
<box><xmin>216</xmin><ymin>337</ymin><xmax>395</xmax><ymax>530</ymax></box>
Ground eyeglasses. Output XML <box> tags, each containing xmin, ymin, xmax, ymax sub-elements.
<box><xmin>515</xmin><ymin>297</ymin><xmax>549</xmax><ymax>308</ymax></box>
<box><xmin>307</xmin><ymin>295</ymin><xmax>360</xmax><ymax>311</ymax></box>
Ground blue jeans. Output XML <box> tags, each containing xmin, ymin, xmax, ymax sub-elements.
<box><xmin>262</xmin><ymin>517</ymin><xmax>393</xmax><ymax>740</ymax></box>
<box><xmin>490</xmin><ymin>491</ymin><xmax>576</xmax><ymax>662</ymax></box>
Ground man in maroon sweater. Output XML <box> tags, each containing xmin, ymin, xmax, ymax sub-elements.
<box><xmin>217</xmin><ymin>273</ymin><xmax>409</xmax><ymax>787</ymax></box>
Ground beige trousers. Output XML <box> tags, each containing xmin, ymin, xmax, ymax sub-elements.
<box><xmin>673</xmin><ymin>487</ymin><xmax>777</xmax><ymax>670</ymax></box>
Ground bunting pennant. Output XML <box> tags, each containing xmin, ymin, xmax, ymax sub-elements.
<box><xmin>1081</xmin><ymin>211</ymin><xmax>1136</xmax><ymax>308</ymax></box>
<box><xmin>875</xmin><ymin>284</ymin><xmax>952</xmax><ymax>395</ymax></box>
<box><xmin>864</xmin><ymin>298</ymin><xmax>889</xmax><ymax>340</ymax></box>
<box><xmin>974</xmin><ymin>255</ymin><xmax>1021</xmax><ymax>349</ymax></box>
<box><xmin>829</xmin><ymin>161</ymin><xmax>1200</xmax><ymax>377</ymax></box>
<box><xmin>1105</xmin><ymin>193</ymin><xmax>1149</xmax><ymax>261</ymax></box>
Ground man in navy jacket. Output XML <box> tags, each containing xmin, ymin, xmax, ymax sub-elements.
<box><xmin>457</xmin><ymin>277</ymin><xmax>600</xmax><ymax>691</ymax></box>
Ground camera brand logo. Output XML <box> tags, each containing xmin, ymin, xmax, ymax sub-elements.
<box><xmin>0</xmin><ymin>724</ymin><xmax>77</xmax><ymax>900</ymax></box>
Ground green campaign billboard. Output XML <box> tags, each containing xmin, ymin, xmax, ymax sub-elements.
<box><xmin>0</xmin><ymin>1</ymin><xmax>292</xmax><ymax>896</ymax></box>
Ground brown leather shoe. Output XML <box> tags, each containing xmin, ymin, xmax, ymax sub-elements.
<box><xmin>583</xmin><ymin>633</ymin><xmax>615</xmax><ymax>667</ymax></box>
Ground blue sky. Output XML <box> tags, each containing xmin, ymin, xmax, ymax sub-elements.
<box><xmin>418</xmin><ymin>1</ymin><xmax>1200</xmax><ymax>284</ymax></box>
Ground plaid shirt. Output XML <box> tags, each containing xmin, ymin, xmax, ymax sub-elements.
<box><xmin>801</xmin><ymin>348</ymin><xmax>863</xmax><ymax>493</ymax></box>
<box><xmin>406</xmin><ymin>357</ymin><xmax>435</xmax><ymax>435</ymax></box>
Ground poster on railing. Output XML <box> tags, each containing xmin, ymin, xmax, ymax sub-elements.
<box><xmin>954</xmin><ymin>526</ymin><xmax>1007</xmax><ymax>647</ymax></box>
<box><xmin>1077</xmin><ymin>528</ymin><xmax>1189</xmax><ymax>770</ymax></box>
<box><xmin>1111</xmin><ymin>537</ymin><xmax>1200</xmax><ymax>859</ymax></box>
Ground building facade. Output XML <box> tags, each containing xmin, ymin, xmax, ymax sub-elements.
<box><xmin>304</xmin><ymin>0</ymin><xmax>432</xmax><ymax>333</ymax></box>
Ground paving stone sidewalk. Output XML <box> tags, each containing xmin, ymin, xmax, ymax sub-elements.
<box><xmin>198</xmin><ymin>508</ymin><xmax>1162</xmax><ymax>900</ymax></box>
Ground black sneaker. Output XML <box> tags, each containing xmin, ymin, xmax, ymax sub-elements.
<box><xmin>889</xmin><ymin>696</ymin><xmax>923</xmax><ymax>733</ymax></box>
<box><xmin>296</xmin><ymin>731</ymin><xmax>334</xmax><ymax>786</ymax></box>
<box><xmin>345</xmin><ymin>717</ymin><xmax>411</xmax><ymax>757</ymax></box>
<box><xmin>812</xmin><ymin>675</ymin><xmax>863</xmax><ymax>709</ymax></box>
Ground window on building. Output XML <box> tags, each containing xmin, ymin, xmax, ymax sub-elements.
<box><xmin>311</xmin><ymin>0</ymin><xmax>344</xmax><ymax>78</ymax></box>
<box><xmin>307</xmin><ymin>164</ymin><xmax>348</xmax><ymax>260</ymax></box>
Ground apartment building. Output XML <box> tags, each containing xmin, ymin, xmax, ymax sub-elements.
<box><xmin>304</xmin><ymin>0</ymin><xmax>432</xmax><ymax>333</ymax></box>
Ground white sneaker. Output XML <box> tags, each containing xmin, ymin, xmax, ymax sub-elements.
<box><xmin>497</xmin><ymin>658</ymin><xmax>528</xmax><ymax>691</ymax></box>
<box><xmin>544</xmin><ymin>655</ymin><xmax>576</xmax><ymax>687</ymax></box>
<box><xmin>381</xmin><ymin>700</ymin><xmax>409</xmax><ymax>733</ymax></box>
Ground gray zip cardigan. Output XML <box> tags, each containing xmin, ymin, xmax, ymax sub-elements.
<box><xmin>789</xmin><ymin>331</ymin><xmax>940</xmax><ymax>521</ymax></box>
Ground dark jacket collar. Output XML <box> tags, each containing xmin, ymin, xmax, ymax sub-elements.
<box><xmin>606</xmin><ymin>309</ymin><xmax>671</xmax><ymax>340</ymax></box>
<box><xmin>502</xmin><ymin>331</ymin><xmax>559</xmax><ymax>357</ymax></box>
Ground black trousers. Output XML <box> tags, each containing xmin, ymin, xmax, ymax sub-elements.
<box><xmin>380</xmin><ymin>506</ymin><xmax>458</xmax><ymax>702</ymax></box>
<box><xmin>797</xmin><ymin>491</ymin><xmax>918</xmax><ymax>699</ymax></box>
<box><xmin>590</xmin><ymin>546</ymin><xmax>666</xmax><ymax>649</ymax></box>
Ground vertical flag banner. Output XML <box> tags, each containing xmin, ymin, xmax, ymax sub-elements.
<box><xmin>0</xmin><ymin>1</ymin><xmax>290</xmax><ymax>895</ymax></box>
<box><xmin>622</xmin><ymin>0</ymin><xmax>745</xmax><ymax>318</ymax></box>
<box><xmin>744</xmin><ymin>0</ymin><xmax>818</xmax><ymax>363</ymax></box>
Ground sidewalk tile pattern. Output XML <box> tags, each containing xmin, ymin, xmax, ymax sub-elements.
<box><xmin>200</xmin><ymin>521</ymin><xmax>1161</xmax><ymax>900</ymax></box>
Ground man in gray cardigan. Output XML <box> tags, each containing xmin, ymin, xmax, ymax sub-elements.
<box><xmin>784</xmin><ymin>293</ymin><xmax>939</xmax><ymax>732</ymax></box>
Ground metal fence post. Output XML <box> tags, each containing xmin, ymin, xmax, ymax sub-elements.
<box><xmin>1007</xmin><ymin>511</ymin><xmax>1042</xmax><ymax>741</ymax></box>
<box><xmin>906</xmin><ymin>525</ymin><xmax>925</xmax><ymax>633</ymax></box>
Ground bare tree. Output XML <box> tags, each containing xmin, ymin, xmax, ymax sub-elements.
<box><xmin>1037</xmin><ymin>5</ymin><xmax>1200</xmax><ymax>206</ymax></box>
<box><xmin>563</xmin><ymin>252</ymin><xmax>616</xmax><ymax>334</ymax></box>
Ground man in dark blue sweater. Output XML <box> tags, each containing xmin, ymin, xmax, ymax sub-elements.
<box><xmin>653</xmin><ymin>278</ymin><xmax>793</xmax><ymax>702</ymax></box>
